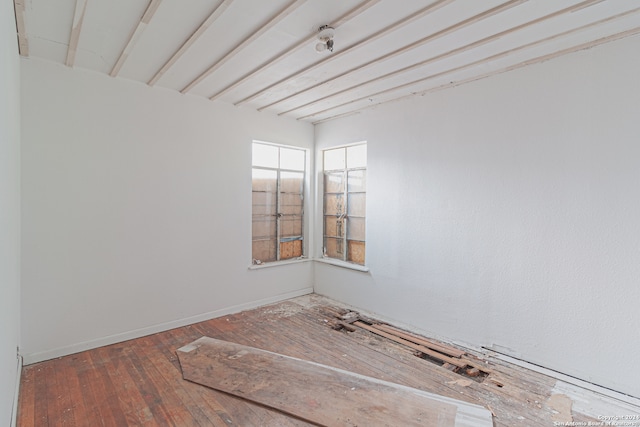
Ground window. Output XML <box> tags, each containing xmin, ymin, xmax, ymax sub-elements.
<box><xmin>252</xmin><ymin>142</ymin><xmax>305</xmax><ymax>264</ymax></box>
<box><xmin>323</xmin><ymin>143</ymin><xmax>366</xmax><ymax>265</ymax></box>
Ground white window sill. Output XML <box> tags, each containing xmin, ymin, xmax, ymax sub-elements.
<box><xmin>314</xmin><ymin>257</ymin><xmax>370</xmax><ymax>272</ymax></box>
<box><xmin>248</xmin><ymin>258</ymin><xmax>311</xmax><ymax>270</ymax></box>
<box><xmin>248</xmin><ymin>257</ymin><xmax>369</xmax><ymax>272</ymax></box>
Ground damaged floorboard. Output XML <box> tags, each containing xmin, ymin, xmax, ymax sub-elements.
<box><xmin>177</xmin><ymin>336</ymin><xmax>491</xmax><ymax>426</ymax></box>
<box><xmin>18</xmin><ymin>294</ymin><xmax>604</xmax><ymax>426</ymax></box>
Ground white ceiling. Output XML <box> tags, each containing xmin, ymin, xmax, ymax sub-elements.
<box><xmin>14</xmin><ymin>0</ymin><xmax>640</xmax><ymax>123</ymax></box>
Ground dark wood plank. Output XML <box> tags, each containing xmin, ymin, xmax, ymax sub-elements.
<box><xmin>354</xmin><ymin>321</ymin><xmax>469</xmax><ymax>368</ymax></box>
<box><xmin>33</xmin><ymin>364</ymin><xmax>50</xmax><ymax>426</ymax></box>
<box><xmin>16</xmin><ymin>295</ymin><xmax>606</xmax><ymax>427</ymax></box>
<box><xmin>372</xmin><ymin>323</ymin><xmax>466</xmax><ymax>358</ymax></box>
<box><xmin>177</xmin><ymin>336</ymin><xmax>493</xmax><ymax>427</ymax></box>
<box><xmin>16</xmin><ymin>366</ymin><xmax>35</xmax><ymax>427</ymax></box>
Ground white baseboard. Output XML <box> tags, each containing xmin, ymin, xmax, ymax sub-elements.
<box><xmin>488</xmin><ymin>351</ymin><xmax>640</xmax><ymax>408</ymax></box>
<box><xmin>11</xmin><ymin>354</ymin><xmax>22</xmax><ymax>427</ymax></box>
<box><xmin>22</xmin><ymin>287</ymin><xmax>313</xmax><ymax>365</ymax></box>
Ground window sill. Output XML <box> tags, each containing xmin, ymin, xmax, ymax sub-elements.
<box><xmin>314</xmin><ymin>257</ymin><xmax>370</xmax><ymax>272</ymax></box>
<box><xmin>248</xmin><ymin>258</ymin><xmax>311</xmax><ymax>270</ymax></box>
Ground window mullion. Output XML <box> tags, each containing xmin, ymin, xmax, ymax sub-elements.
<box><xmin>343</xmin><ymin>163</ymin><xmax>348</xmax><ymax>262</ymax></box>
<box><xmin>276</xmin><ymin>168</ymin><xmax>281</xmax><ymax>261</ymax></box>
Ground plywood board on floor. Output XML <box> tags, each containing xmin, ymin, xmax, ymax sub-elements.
<box><xmin>177</xmin><ymin>336</ymin><xmax>493</xmax><ymax>427</ymax></box>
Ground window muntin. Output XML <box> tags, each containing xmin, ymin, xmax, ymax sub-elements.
<box><xmin>323</xmin><ymin>143</ymin><xmax>366</xmax><ymax>265</ymax></box>
<box><xmin>252</xmin><ymin>142</ymin><xmax>305</xmax><ymax>264</ymax></box>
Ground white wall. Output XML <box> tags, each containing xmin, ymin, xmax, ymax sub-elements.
<box><xmin>0</xmin><ymin>0</ymin><xmax>21</xmax><ymax>424</ymax></box>
<box><xmin>314</xmin><ymin>35</ymin><xmax>640</xmax><ymax>398</ymax></box>
<box><xmin>21</xmin><ymin>58</ymin><xmax>314</xmax><ymax>363</ymax></box>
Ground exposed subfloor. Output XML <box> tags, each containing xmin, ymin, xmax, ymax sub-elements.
<box><xmin>17</xmin><ymin>294</ymin><xmax>620</xmax><ymax>426</ymax></box>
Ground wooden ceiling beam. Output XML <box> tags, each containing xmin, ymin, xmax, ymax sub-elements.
<box><xmin>65</xmin><ymin>0</ymin><xmax>88</xmax><ymax>67</ymax></box>
<box><xmin>14</xmin><ymin>0</ymin><xmax>28</xmax><ymax>56</ymax></box>
<box><xmin>148</xmin><ymin>0</ymin><xmax>234</xmax><ymax>86</ymax></box>
<box><xmin>208</xmin><ymin>0</ymin><xmax>380</xmax><ymax>102</ymax></box>
<box><xmin>110</xmin><ymin>0</ymin><xmax>162</xmax><ymax>77</ymax></box>
<box><xmin>304</xmin><ymin>14</ymin><xmax>640</xmax><ymax>123</ymax></box>
<box><xmin>258</xmin><ymin>0</ymin><xmax>525</xmax><ymax>112</ymax></box>
<box><xmin>181</xmin><ymin>0</ymin><xmax>305</xmax><ymax>94</ymax></box>
<box><xmin>279</xmin><ymin>0</ymin><xmax>605</xmax><ymax>116</ymax></box>
<box><xmin>235</xmin><ymin>0</ymin><xmax>457</xmax><ymax>106</ymax></box>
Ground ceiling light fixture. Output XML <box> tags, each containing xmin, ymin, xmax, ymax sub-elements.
<box><xmin>315</xmin><ymin>25</ymin><xmax>335</xmax><ymax>53</ymax></box>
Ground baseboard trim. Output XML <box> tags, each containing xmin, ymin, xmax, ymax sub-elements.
<box><xmin>11</xmin><ymin>354</ymin><xmax>22</xmax><ymax>427</ymax></box>
<box><xmin>22</xmin><ymin>287</ymin><xmax>313</xmax><ymax>365</ymax></box>
<box><xmin>486</xmin><ymin>350</ymin><xmax>640</xmax><ymax>407</ymax></box>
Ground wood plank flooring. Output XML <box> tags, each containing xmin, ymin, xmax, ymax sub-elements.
<box><xmin>17</xmin><ymin>294</ymin><xmax>602</xmax><ymax>426</ymax></box>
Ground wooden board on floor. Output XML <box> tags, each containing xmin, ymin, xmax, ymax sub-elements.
<box><xmin>177</xmin><ymin>336</ymin><xmax>493</xmax><ymax>427</ymax></box>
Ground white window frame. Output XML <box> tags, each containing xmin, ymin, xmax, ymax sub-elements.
<box><xmin>322</xmin><ymin>142</ymin><xmax>367</xmax><ymax>267</ymax></box>
<box><xmin>251</xmin><ymin>141</ymin><xmax>307</xmax><ymax>266</ymax></box>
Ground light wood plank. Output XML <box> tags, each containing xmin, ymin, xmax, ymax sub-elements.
<box><xmin>177</xmin><ymin>336</ymin><xmax>493</xmax><ymax>427</ymax></box>
<box><xmin>181</xmin><ymin>0</ymin><xmax>305</xmax><ymax>94</ymax></box>
<box><xmin>148</xmin><ymin>0</ymin><xmax>234</xmax><ymax>86</ymax></box>
<box><xmin>110</xmin><ymin>0</ymin><xmax>162</xmax><ymax>77</ymax></box>
<box><xmin>66</xmin><ymin>0</ymin><xmax>88</xmax><ymax>67</ymax></box>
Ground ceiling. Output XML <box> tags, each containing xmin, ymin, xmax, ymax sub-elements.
<box><xmin>14</xmin><ymin>0</ymin><xmax>640</xmax><ymax>124</ymax></box>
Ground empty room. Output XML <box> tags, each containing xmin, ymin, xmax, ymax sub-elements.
<box><xmin>2</xmin><ymin>0</ymin><xmax>640</xmax><ymax>425</ymax></box>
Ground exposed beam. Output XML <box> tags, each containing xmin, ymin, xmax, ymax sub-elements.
<box><xmin>279</xmin><ymin>0</ymin><xmax>604</xmax><ymax>116</ymax></box>
<box><xmin>148</xmin><ymin>0</ymin><xmax>234</xmax><ymax>86</ymax></box>
<box><xmin>311</xmin><ymin>110</ymin><xmax>361</xmax><ymax>125</ymax></box>
<box><xmin>208</xmin><ymin>0</ymin><xmax>381</xmax><ymax>102</ymax></box>
<box><xmin>14</xmin><ymin>0</ymin><xmax>28</xmax><ymax>56</ymax></box>
<box><xmin>235</xmin><ymin>0</ymin><xmax>457</xmax><ymax>106</ymax></box>
<box><xmin>304</xmin><ymin>14</ymin><xmax>640</xmax><ymax>123</ymax></box>
<box><xmin>110</xmin><ymin>0</ymin><xmax>162</xmax><ymax>77</ymax></box>
<box><xmin>257</xmin><ymin>0</ymin><xmax>525</xmax><ymax>111</ymax></box>
<box><xmin>181</xmin><ymin>0</ymin><xmax>305</xmax><ymax>94</ymax></box>
<box><xmin>66</xmin><ymin>0</ymin><xmax>88</xmax><ymax>67</ymax></box>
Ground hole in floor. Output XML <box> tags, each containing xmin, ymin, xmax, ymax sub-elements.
<box><xmin>414</xmin><ymin>351</ymin><xmax>489</xmax><ymax>383</ymax></box>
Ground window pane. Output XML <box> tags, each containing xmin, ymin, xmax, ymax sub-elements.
<box><xmin>280</xmin><ymin>147</ymin><xmax>305</xmax><ymax>171</ymax></box>
<box><xmin>324</xmin><ymin>193</ymin><xmax>345</xmax><ymax>215</ymax></box>
<box><xmin>347</xmin><ymin>217</ymin><xmax>365</xmax><ymax>241</ymax></box>
<box><xmin>347</xmin><ymin>241</ymin><xmax>365</xmax><ymax>265</ymax></box>
<box><xmin>252</xmin><ymin>168</ymin><xmax>277</xmax><ymax>191</ymax></box>
<box><xmin>280</xmin><ymin>195</ymin><xmax>302</xmax><ymax>215</ymax></box>
<box><xmin>280</xmin><ymin>217</ymin><xmax>302</xmax><ymax>238</ymax></box>
<box><xmin>280</xmin><ymin>171</ymin><xmax>303</xmax><ymax>193</ymax></box>
<box><xmin>324</xmin><ymin>237</ymin><xmax>344</xmax><ymax>259</ymax></box>
<box><xmin>252</xmin><ymin>169</ymin><xmax>277</xmax><ymax>220</ymax></box>
<box><xmin>347</xmin><ymin>144</ymin><xmax>367</xmax><ymax>168</ymax></box>
<box><xmin>324</xmin><ymin>172</ymin><xmax>344</xmax><ymax>193</ymax></box>
<box><xmin>324</xmin><ymin>147</ymin><xmax>345</xmax><ymax>171</ymax></box>
<box><xmin>324</xmin><ymin>216</ymin><xmax>344</xmax><ymax>238</ymax></box>
<box><xmin>347</xmin><ymin>170</ymin><xmax>366</xmax><ymax>192</ymax></box>
<box><xmin>252</xmin><ymin>217</ymin><xmax>276</xmax><ymax>239</ymax></box>
<box><xmin>252</xmin><ymin>192</ymin><xmax>276</xmax><ymax>216</ymax></box>
<box><xmin>253</xmin><ymin>239</ymin><xmax>276</xmax><ymax>263</ymax></box>
<box><xmin>347</xmin><ymin>193</ymin><xmax>366</xmax><ymax>217</ymax></box>
<box><xmin>252</xmin><ymin>143</ymin><xmax>279</xmax><ymax>168</ymax></box>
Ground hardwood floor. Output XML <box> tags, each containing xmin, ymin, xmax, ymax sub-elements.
<box><xmin>18</xmin><ymin>294</ymin><xmax>602</xmax><ymax>426</ymax></box>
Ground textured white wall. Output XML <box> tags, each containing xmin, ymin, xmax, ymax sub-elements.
<box><xmin>0</xmin><ymin>0</ymin><xmax>21</xmax><ymax>424</ymax></box>
<box><xmin>21</xmin><ymin>58</ymin><xmax>314</xmax><ymax>362</ymax></box>
<box><xmin>314</xmin><ymin>35</ymin><xmax>640</xmax><ymax>398</ymax></box>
